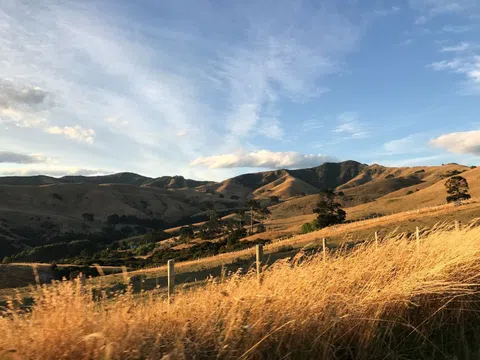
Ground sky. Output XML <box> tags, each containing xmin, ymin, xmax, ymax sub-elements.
<box><xmin>0</xmin><ymin>0</ymin><xmax>479</xmax><ymax>181</ymax></box>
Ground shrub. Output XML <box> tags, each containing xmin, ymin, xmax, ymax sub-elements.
<box><xmin>301</xmin><ymin>222</ymin><xmax>316</xmax><ymax>234</ymax></box>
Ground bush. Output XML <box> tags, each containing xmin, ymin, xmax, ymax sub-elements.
<box><xmin>406</xmin><ymin>190</ymin><xmax>414</xmax><ymax>195</ymax></box>
<box><xmin>301</xmin><ymin>222</ymin><xmax>317</xmax><ymax>234</ymax></box>
<box><xmin>135</xmin><ymin>243</ymin><xmax>156</xmax><ymax>256</ymax></box>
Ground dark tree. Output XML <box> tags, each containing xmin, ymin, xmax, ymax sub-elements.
<box><xmin>445</xmin><ymin>176</ymin><xmax>471</xmax><ymax>203</ymax></box>
<box><xmin>179</xmin><ymin>226</ymin><xmax>195</xmax><ymax>241</ymax></box>
<box><xmin>199</xmin><ymin>210</ymin><xmax>223</xmax><ymax>240</ymax></box>
<box><xmin>269</xmin><ymin>195</ymin><xmax>280</xmax><ymax>203</ymax></box>
<box><xmin>107</xmin><ymin>214</ymin><xmax>120</xmax><ymax>225</ymax></box>
<box><xmin>82</xmin><ymin>213</ymin><xmax>94</xmax><ymax>222</ymax></box>
<box><xmin>313</xmin><ymin>189</ymin><xmax>346</xmax><ymax>229</ymax></box>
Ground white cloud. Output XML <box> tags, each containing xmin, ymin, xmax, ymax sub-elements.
<box><xmin>333</xmin><ymin>112</ymin><xmax>369</xmax><ymax>139</ymax></box>
<box><xmin>45</xmin><ymin>125</ymin><xmax>95</xmax><ymax>144</ymax></box>
<box><xmin>430</xmin><ymin>130</ymin><xmax>480</xmax><ymax>155</ymax></box>
<box><xmin>441</xmin><ymin>42</ymin><xmax>470</xmax><ymax>52</ymax></box>
<box><xmin>0</xmin><ymin>151</ymin><xmax>47</xmax><ymax>164</ymax></box>
<box><xmin>190</xmin><ymin>150</ymin><xmax>337</xmax><ymax>169</ymax></box>
<box><xmin>0</xmin><ymin>166</ymin><xmax>109</xmax><ymax>177</ymax></box>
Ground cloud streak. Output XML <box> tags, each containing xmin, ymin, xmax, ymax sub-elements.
<box><xmin>441</xmin><ymin>42</ymin><xmax>470</xmax><ymax>52</ymax></box>
<box><xmin>333</xmin><ymin>112</ymin><xmax>369</xmax><ymax>139</ymax></box>
<box><xmin>0</xmin><ymin>151</ymin><xmax>47</xmax><ymax>164</ymax></box>
<box><xmin>191</xmin><ymin>150</ymin><xmax>337</xmax><ymax>169</ymax></box>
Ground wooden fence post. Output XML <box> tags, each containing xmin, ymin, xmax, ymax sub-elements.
<box><xmin>256</xmin><ymin>244</ymin><xmax>263</xmax><ymax>283</ymax></box>
<box><xmin>168</xmin><ymin>259</ymin><xmax>175</xmax><ymax>303</ymax></box>
<box><xmin>455</xmin><ymin>220</ymin><xmax>461</xmax><ymax>232</ymax></box>
<box><xmin>416</xmin><ymin>226</ymin><xmax>420</xmax><ymax>251</ymax></box>
<box><xmin>323</xmin><ymin>238</ymin><xmax>327</xmax><ymax>263</ymax></box>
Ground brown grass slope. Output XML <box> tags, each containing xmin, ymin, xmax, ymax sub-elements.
<box><xmin>3</xmin><ymin>225</ymin><xmax>480</xmax><ymax>359</ymax></box>
<box><xmin>270</xmin><ymin>163</ymin><xmax>470</xmax><ymax>219</ymax></box>
<box><xmin>0</xmin><ymin>183</ymin><xmax>241</xmax><ymax>243</ymax></box>
<box><xmin>347</xmin><ymin>166</ymin><xmax>480</xmax><ymax>220</ymax></box>
<box><xmin>252</xmin><ymin>174</ymin><xmax>320</xmax><ymax>199</ymax></box>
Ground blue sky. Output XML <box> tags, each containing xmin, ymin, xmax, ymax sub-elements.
<box><xmin>0</xmin><ymin>0</ymin><xmax>479</xmax><ymax>181</ymax></box>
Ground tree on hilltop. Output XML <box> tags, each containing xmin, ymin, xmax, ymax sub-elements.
<box><xmin>445</xmin><ymin>176</ymin><xmax>471</xmax><ymax>203</ymax></box>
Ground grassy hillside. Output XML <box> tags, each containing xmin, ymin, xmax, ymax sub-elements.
<box><xmin>347</xmin><ymin>166</ymin><xmax>479</xmax><ymax>220</ymax></box>
<box><xmin>3</xmin><ymin>224</ymin><xmax>480</xmax><ymax>359</ymax></box>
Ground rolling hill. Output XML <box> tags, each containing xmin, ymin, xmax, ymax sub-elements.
<box><xmin>0</xmin><ymin>161</ymin><xmax>474</xmax><ymax>259</ymax></box>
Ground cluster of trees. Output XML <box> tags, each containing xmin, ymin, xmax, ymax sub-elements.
<box><xmin>107</xmin><ymin>214</ymin><xmax>165</xmax><ymax>229</ymax></box>
<box><xmin>176</xmin><ymin>200</ymin><xmax>272</xmax><ymax>247</ymax></box>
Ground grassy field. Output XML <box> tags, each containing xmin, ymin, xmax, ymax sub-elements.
<box><xmin>76</xmin><ymin>199</ymin><xmax>480</xmax><ymax>298</ymax></box>
<box><xmin>2</xmin><ymin>222</ymin><xmax>480</xmax><ymax>359</ymax></box>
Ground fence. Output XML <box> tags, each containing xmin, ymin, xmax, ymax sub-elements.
<box><xmin>164</xmin><ymin>219</ymin><xmax>464</xmax><ymax>301</ymax></box>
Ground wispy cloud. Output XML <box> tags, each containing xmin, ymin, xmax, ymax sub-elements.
<box><xmin>333</xmin><ymin>112</ymin><xmax>369</xmax><ymax>139</ymax></box>
<box><xmin>409</xmin><ymin>0</ymin><xmax>479</xmax><ymax>24</ymax></box>
<box><xmin>0</xmin><ymin>0</ymin><xmax>362</xmax><ymax>179</ymax></box>
<box><xmin>191</xmin><ymin>150</ymin><xmax>336</xmax><ymax>169</ymax></box>
<box><xmin>429</xmin><ymin>55</ymin><xmax>480</xmax><ymax>90</ymax></box>
<box><xmin>383</xmin><ymin>133</ymin><xmax>431</xmax><ymax>155</ymax></box>
<box><xmin>430</xmin><ymin>130</ymin><xmax>480</xmax><ymax>155</ymax></box>
<box><xmin>302</xmin><ymin>120</ymin><xmax>324</xmax><ymax>131</ymax></box>
<box><xmin>373</xmin><ymin>6</ymin><xmax>401</xmax><ymax>16</ymax></box>
<box><xmin>415</xmin><ymin>16</ymin><xmax>428</xmax><ymax>24</ymax></box>
<box><xmin>441</xmin><ymin>42</ymin><xmax>470</xmax><ymax>52</ymax></box>
<box><xmin>441</xmin><ymin>25</ymin><xmax>475</xmax><ymax>33</ymax></box>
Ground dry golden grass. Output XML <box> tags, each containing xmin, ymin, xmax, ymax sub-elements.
<box><xmin>3</xmin><ymin>221</ymin><xmax>480</xmax><ymax>359</ymax></box>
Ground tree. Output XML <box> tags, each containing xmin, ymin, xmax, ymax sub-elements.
<box><xmin>107</xmin><ymin>214</ymin><xmax>120</xmax><ymax>225</ymax></box>
<box><xmin>82</xmin><ymin>213</ymin><xmax>94</xmax><ymax>222</ymax></box>
<box><xmin>179</xmin><ymin>226</ymin><xmax>195</xmax><ymax>242</ymax></box>
<box><xmin>245</xmin><ymin>200</ymin><xmax>271</xmax><ymax>234</ymax></box>
<box><xmin>313</xmin><ymin>190</ymin><xmax>346</xmax><ymax>229</ymax></box>
<box><xmin>445</xmin><ymin>176</ymin><xmax>471</xmax><ymax>203</ymax></box>
<box><xmin>199</xmin><ymin>210</ymin><xmax>223</xmax><ymax>240</ymax></box>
